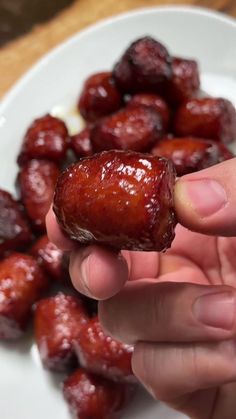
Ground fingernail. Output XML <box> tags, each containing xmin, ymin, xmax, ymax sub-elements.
<box><xmin>193</xmin><ymin>292</ymin><xmax>236</xmax><ymax>330</ymax></box>
<box><xmin>181</xmin><ymin>179</ymin><xmax>227</xmax><ymax>217</ymax></box>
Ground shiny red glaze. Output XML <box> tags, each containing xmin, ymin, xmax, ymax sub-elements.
<box><xmin>74</xmin><ymin>317</ymin><xmax>133</xmax><ymax>381</ymax></box>
<box><xmin>35</xmin><ymin>293</ymin><xmax>88</xmax><ymax>371</ymax></box>
<box><xmin>53</xmin><ymin>150</ymin><xmax>176</xmax><ymax>252</ymax></box>
<box><xmin>0</xmin><ymin>253</ymin><xmax>48</xmax><ymax>340</ymax></box>
<box><xmin>63</xmin><ymin>369</ymin><xmax>131</xmax><ymax>419</ymax></box>
<box><xmin>127</xmin><ymin>93</ymin><xmax>170</xmax><ymax>130</ymax></box>
<box><xmin>173</xmin><ymin>98</ymin><xmax>236</xmax><ymax>143</ymax></box>
<box><xmin>0</xmin><ymin>189</ymin><xmax>32</xmax><ymax>257</ymax></box>
<box><xmin>91</xmin><ymin>107</ymin><xmax>164</xmax><ymax>152</ymax></box>
<box><xmin>113</xmin><ymin>36</ymin><xmax>172</xmax><ymax>93</ymax></box>
<box><xmin>30</xmin><ymin>235</ymin><xmax>69</xmax><ymax>283</ymax></box>
<box><xmin>19</xmin><ymin>159</ymin><xmax>60</xmax><ymax>232</ymax></box>
<box><xmin>17</xmin><ymin>114</ymin><xmax>69</xmax><ymax>165</ymax></box>
<box><xmin>70</xmin><ymin>127</ymin><xmax>93</xmax><ymax>158</ymax></box>
<box><xmin>78</xmin><ymin>72</ymin><xmax>123</xmax><ymax>122</ymax></box>
<box><xmin>165</xmin><ymin>57</ymin><xmax>200</xmax><ymax>105</ymax></box>
<box><xmin>151</xmin><ymin>137</ymin><xmax>233</xmax><ymax>176</ymax></box>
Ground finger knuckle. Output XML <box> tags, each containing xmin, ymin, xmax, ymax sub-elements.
<box><xmin>132</xmin><ymin>343</ymin><xmax>172</xmax><ymax>402</ymax></box>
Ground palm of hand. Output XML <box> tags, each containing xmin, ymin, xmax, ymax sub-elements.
<box><xmin>144</xmin><ymin>225</ymin><xmax>236</xmax><ymax>419</ymax></box>
<box><xmin>160</xmin><ymin>224</ymin><xmax>236</xmax><ymax>287</ymax></box>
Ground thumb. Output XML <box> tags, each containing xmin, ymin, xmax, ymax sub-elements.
<box><xmin>174</xmin><ymin>158</ymin><xmax>236</xmax><ymax>236</ymax></box>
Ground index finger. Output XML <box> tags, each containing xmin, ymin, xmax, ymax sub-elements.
<box><xmin>46</xmin><ymin>207</ymin><xmax>161</xmax><ymax>300</ymax></box>
<box><xmin>46</xmin><ymin>206</ymin><xmax>129</xmax><ymax>299</ymax></box>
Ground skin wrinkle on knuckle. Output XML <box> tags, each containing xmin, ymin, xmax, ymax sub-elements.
<box><xmin>218</xmin><ymin>340</ymin><xmax>236</xmax><ymax>382</ymax></box>
<box><xmin>151</xmin><ymin>282</ymin><xmax>187</xmax><ymax>340</ymax></box>
<box><xmin>182</xmin><ymin>341</ymin><xmax>236</xmax><ymax>391</ymax></box>
<box><xmin>116</xmin><ymin>281</ymin><xmax>199</xmax><ymax>344</ymax></box>
<box><xmin>151</xmin><ymin>285</ymin><xmax>168</xmax><ymax>335</ymax></box>
<box><xmin>132</xmin><ymin>343</ymin><xmax>171</xmax><ymax>402</ymax></box>
<box><xmin>132</xmin><ymin>343</ymin><xmax>153</xmax><ymax>389</ymax></box>
<box><xmin>100</xmin><ymin>284</ymin><xmax>137</xmax><ymax>342</ymax></box>
<box><xmin>175</xmin><ymin>344</ymin><xmax>220</xmax><ymax>393</ymax></box>
<box><xmin>184</xmin><ymin>344</ymin><xmax>202</xmax><ymax>390</ymax></box>
<box><xmin>150</xmin><ymin>346</ymin><xmax>178</xmax><ymax>402</ymax></box>
<box><xmin>156</xmin><ymin>344</ymin><xmax>213</xmax><ymax>400</ymax></box>
<box><xmin>132</xmin><ymin>341</ymin><xmax>236</xmax><ymax>405</ymax></box>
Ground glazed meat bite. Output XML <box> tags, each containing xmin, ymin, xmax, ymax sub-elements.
<box><xmin>151</xmin><ymin>137</ymin><xmax>233</xmax><ymax>176</ymax></box>
<box><xmin>17</xmin><ymin>114</ymin><xmax>69</xmax><ymax>165</ymax></box>
<box><xmin>91</xmin><ymin>106</ymin><xmax>164</xmax><ymax>152</ymax></box>
<box><xmin>0</xmin><ymin>189</ymin><xmax>32</xmax><ymax>257</ymax></box>
<box><xmin>53</xmin><ymin>150</ymin><xmax>176</xmax><ymax>252</ymax></box>
<box><xmin>30</xmin><ymin>235</ymin><xmax>69</xmax><ymax>283</ymax></box>
<box><xmin>19</xmin><ymin>159</ymin><xmax>60</xmax><ymax>232</ymax></box>
<box><xmin>78</xmin><ymin>72</ymin><xmax>123</xmax><ymax>122</ymax></box>
<box><xmin>73</xmin><ymin>317</ymin><xmax>133</xmax><ymax>382</ymax></box>
<box><xmin>113</xmin><ymin>36</ymin><xmax>172</xmax><ymax>93</ymax></box>
<box><xmin>0</xmin><ymin>253</ymin><xmax>48</xmax><ymax>340</ymax></box>
<box><xmin>127</xmin><ymin>93</ymin><xmax>170</xmax><ymax>130</ymax></box>
<box><xmin>165</xmin><ymin>57</ymin><xmax>200</xmax><ymax>105</ymax></box>
<box><xmin>34</xmin><ymin>293</ymin><xmax>88</xmax><ymax>371</ymax></box>
<box><xmin>70</xmin><ymin>127</ymin><xmax>93</xmax><ymax>158</ymax></box>
<box><xmin>174</xmin><ymin>98</ymin><xmax>236</xmax><ymax>143</ymax></box>
<box><xmin>63</xmin><ymin>369</ymin><xmax>132</xmax><ymax>419</ymax></box>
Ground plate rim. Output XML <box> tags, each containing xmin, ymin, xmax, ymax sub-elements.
<box><xmin>0</xmin><ymin>5</ymin><xmax>236</xmax><ymax>114</ymax></box>
<box><xmin>0</xmin><ymin>6</ymin><xmax>235</xmax><ymax>419</ymax></box>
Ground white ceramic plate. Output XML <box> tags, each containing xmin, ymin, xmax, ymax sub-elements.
<box><xmin>0</xmin><ymin>6</ymin><xmax>236</xmax><ymax>419</ymax></box>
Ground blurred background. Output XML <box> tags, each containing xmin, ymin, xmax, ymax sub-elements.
<box><xmin>0</xmin><ymin>0</ymin><xmax>235</xmax><ymax>97</ymax></box>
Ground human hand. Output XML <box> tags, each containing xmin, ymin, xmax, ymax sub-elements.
<box><xmin>47</xmin><ymin>158</ymin><xmax>236</xmax><ymax>419</ymax></box>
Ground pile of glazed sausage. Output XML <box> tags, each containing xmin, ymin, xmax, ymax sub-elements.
<box><xmin>0</xmin><ymin>36</ymin><xmax>236</xmax><ymax>419</ymax></box>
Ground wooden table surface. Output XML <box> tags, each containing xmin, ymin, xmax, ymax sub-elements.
<box><xmin>0</xmin><ymin>0</ymin><xmax>235</xmax><ymax>98</ymax></box>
